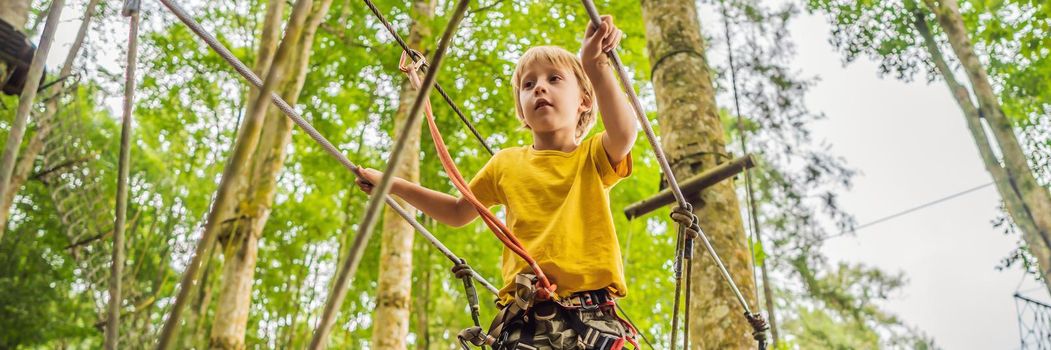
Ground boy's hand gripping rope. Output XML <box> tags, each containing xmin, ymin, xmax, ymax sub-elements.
<box><xmin>398</xmin><ymin>52</ymin><xmax>557</xmax><ymax>300</ymax></box>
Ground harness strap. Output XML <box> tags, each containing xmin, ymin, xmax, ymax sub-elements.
<box><xmin>554</xmin><ymin>306</ymin><xmax>625</xmax><ymax>350</ymax></box>
<box><xmin>519</xmin><ymin>310</ymin><xmax>538</xmax><ymax>348</ymax></box>
<box><xmin>483</xmin><ymin>288</ymin><xmax>636</xmax><ymax>350</ymax></box>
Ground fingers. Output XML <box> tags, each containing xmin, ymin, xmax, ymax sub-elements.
<box><xmin>586</xmin><ymin>15</ymin><xmax>613</xmax><ymax>40</ymax></box>
<box><xmin>354</xmin><ymin>167</ymin><xmax>377</xmax><ymax>194</ymax></box>
<box><xmin>355</xmin><ymin>179</ymin><xmax>374</xmax><ymax>194</ymax></box>
<box><xmin>595</xmin><ymin>16</ymin><xmax>621</xmax><ymax>53</ymax></box>
<box><xmin>603</xmin><ymin>29</ymin><xmax>623</xmax><ymax>53</ymax></box>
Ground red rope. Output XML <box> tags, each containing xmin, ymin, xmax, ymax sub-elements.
<box><xmin>398</xmin><ymin>52</ymin><xmax>556</xmax><ymax>299</ymax></box>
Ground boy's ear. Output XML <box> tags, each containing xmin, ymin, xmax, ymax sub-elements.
<box><xmin>578</xmin><ymin>95</ymin><xmax>593</xmax><ymax>114</ymax></box>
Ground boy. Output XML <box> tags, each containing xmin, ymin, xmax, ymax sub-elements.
<box><xmin>357</xmin><ymin>15</ymin><xmax>637</xmax><ymax>350</ymax></box>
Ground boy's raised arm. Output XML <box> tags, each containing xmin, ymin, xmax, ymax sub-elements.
<box><xmin>580</xmin><ymin>15</ymin><xmax>637</xmax><ymax>165</ymax></box>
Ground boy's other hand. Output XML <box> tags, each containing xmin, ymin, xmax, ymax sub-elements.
<box><xmin>581</xmin><ymin>15</ymin><xmax>623</xmax><ymax>69</ymax></box>
<box><xmin>354</xmin><ymin>167</ymin><xmax>384</xmax><ymax>195</ymax></box>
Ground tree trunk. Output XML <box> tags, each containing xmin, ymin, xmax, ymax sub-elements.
<box><xmin>371</xmin><ymin>1</ymin><xmax>434</xmax><ymax>348</ymax></box>
<box><xmin>0</xmin><ymin>0</ymin><xmax>64</xmax><ymax>242</ymax></box>
<box><xmin>913</xmin><ymin>8</ymin><xmax>1051</xmax><ymax>293</ymax></box>
<box><xmin>0</xmin><ymin>0</ymin><xmax>29</xmax><ymax>33</ymax></box>
<box><xmin>413</xmin><ymin>231</ymin><xmax>432</xmax><ymax>350</ymax></box>
<box><xmin>641</xmin><ymin>0</ymin><xmax>760</xmax><ymax>348</ymax></box>
<box><xmin>0</xmin><ymin>0</ymin><xmax>91</xmax><ymax>236</ymax></box>
<box><xmin>208</xmin><ymin>0</ymin><xmax>334</xmax><ymax>348</ymax></box>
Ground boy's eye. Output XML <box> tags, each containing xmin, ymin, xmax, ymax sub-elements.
<box><xmin>523</xmin><ymin>81</ymin><xmax>535</xmax><ymax>89</ymax></box>
<box><xmin>549</xmin><ymin>75</ymin><xmax>562</xmax><ymax>83</ymax></box>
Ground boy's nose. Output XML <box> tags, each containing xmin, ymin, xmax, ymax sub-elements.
<box><xmin>533</xmin><ymin>82</ymin><xmax>547</xmax><ymax>94</ymax></box>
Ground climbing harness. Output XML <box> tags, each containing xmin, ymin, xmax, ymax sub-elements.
<box><xmin>578</xmin><ymin>0</ymin><xmax>769</xmax><ymax>348</ymax></box>
<box><xmin>458</xmin><ymin>274</ymin><xmax>639</xmax><ymax>350</ymax></box>
<box><xmin>150</xmin><ymin>0</ymin><xmax>772</xmax><ymax>347</ymax></box>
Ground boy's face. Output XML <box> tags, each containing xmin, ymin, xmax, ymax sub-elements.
<box><xmin>517</xmin><ymin>61</ymin><xmax>588</xmax><ymax>137</ymax></box>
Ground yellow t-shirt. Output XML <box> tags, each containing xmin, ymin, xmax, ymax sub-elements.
<box><xmin>469</xmin><ymin>133</ymin><xmax>632</xmax><ymax>305</ymax></box>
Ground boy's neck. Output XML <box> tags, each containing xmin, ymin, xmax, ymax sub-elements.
<box><xmin>531</xmin><ymin>129</ymin><xmax>579</xmax><ymax>152</ymax></box>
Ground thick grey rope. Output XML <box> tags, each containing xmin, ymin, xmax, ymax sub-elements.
<box><xmin>309</xmin><ymin>2</ymin><xmax>471</xmax><ymax>348</ymax></box>
<box><xmin>156</xmin><ymin>0</ymin><xmax>317</xmax><ymax>347</ymax></box>
<box><xmin>105</xmin><ymin>2</ymin><xmax>140</xmax><ymax>349</ymax></box>
<box><xmin>154</xmin><ymin>0</ymin><xmax>496</xmax><ymax>297</ymax></box>
<box><xmin>579</xmin><ymin>0</ymin><xmax>759</xmax><ymax>343</ymax></box>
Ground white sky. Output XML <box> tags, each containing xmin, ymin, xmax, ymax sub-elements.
<box><xmin>38</xmin><ymin>1</ymin><xmax>1051</xmax><ymax>349</ymax></box>
<box><xmin>779</xmin><ymin>9</ymin><xmax>1050</xmax><ymax>350</ymax></box>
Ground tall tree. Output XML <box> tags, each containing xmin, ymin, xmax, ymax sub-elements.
<box><xmin>371</xmin><ymin>0</ymin><xmax>434</xmax><ymax>348</ymax></box>
<box><xmin>641</xmin><ymin>0</ymin><xmax>760</xmax><ymax>348</ymax></box>
<box><xmin>0</xmin><ymin>0</ymin><xmax>29</xmax><ymax>31</ymax></box>
<box><xmin>210</xmin><ymin>0</ymin><xmax>335</xmax><ymax>347</ymax></box>
<box><xmin>0</xmin><ymin>0</ymin><xmax>100</xmax><ymax>236</ymax></box>
<box><xmin>0</xmin><ymin>0</ymin><xmax>65</xmax><ymax>242</ymax></box>
<box><xmin>920</xmin><ymin>0</ymin><xmax>1051</xmax><ymax>289</ymax></box>
<box><xmin>807</xmin><ymin>0</ymin><xmax>1051</xmax><ymax>295</ymax></box>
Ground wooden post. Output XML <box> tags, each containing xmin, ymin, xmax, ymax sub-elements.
<box><xmin>624</xmin><ymin>154</ymin><xmax>755</xmax><ymax>220</ymax></box>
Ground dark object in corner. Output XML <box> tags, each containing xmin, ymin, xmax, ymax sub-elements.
<box><xmin>0</xmin><ymin>17</ymin><xmax>44</xmax><ymax>95</ymax></box>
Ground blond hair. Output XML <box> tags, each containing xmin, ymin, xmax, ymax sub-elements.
<box><xmin>511</xmin><ymin>46</ymin><xmax>596</xmax><ymax>142</ymax></box>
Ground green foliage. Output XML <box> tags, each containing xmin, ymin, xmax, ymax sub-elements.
<box><xmin>0</xmin><ymin>0</ymin><xmax>949</xmax><ymax>348</ymax></box>
<box><xmin>0</xmin><ymin>188</ymin><xmax>98</xmax><ymax>348</ymax></box>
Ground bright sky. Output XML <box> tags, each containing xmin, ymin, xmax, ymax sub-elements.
<box><xmin>773</xmin><ymin>9</ymin><xmax>1050</xmax><ymax>350</ymax></box>
<box><xmin>39</xmin><ymin>1</ymin><xmax>1051</xmax><ymax>348</ymax></box>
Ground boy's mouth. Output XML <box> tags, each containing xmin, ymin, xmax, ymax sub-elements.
<box><xmin>534</xmin><ymin>99</ymin><xmax>553</xmax><ymax>110</ymax></box>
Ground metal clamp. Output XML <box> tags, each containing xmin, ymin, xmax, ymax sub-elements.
<box><xmin>122</xmin><ymin>0</ymin><xmax>141</xmax><ymax>17</ymax></box>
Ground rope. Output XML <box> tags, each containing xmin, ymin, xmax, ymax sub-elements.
<box><xmin>668</xmin><ymin>205</ymin><xmax>690</xmax><ymax>350</ymax></box>
<box><xmin>310</xmin><ymin>1</ymin><xmax>471</xmax><ymax>348</ymax></box>
<box><xmin>821</xmin><ymin>181</ymin><xmax>997</xmax><ymax>241</ymax></box>
<box><xmin>615</xmin><ymin>303</ymin><xmax>655</xmax><ymax>349</ymax></box>
<box><xmin>153</xmin><ymin>2</ymin><xmax>499</xmax><ymax>349</ymax></box>
<box><xmin>721</xmin><ymin>2</ymin><xmax>763</xmax><ymax>305</ymax></box>
<box><xmin>398</xmin><ymin>51</ymin><xmax>556</xmax><ymax>298</ymax></box>
<box><xmin>361</xmin><ymin>0</ymin><xmax>493</xmax><ymax>156</ymax></box>
<box><xmin>154</xmin><ymin>0</ymin><xmax>497</xmax><ymax>298</ymax></box>
<box><xmin>106</xmin><ymin>2</ymin><xmax>140</xmax><ymax>348</ymax></box>
<box><xmin>453</xmin><ymin>260</ymin><xmax>487</xmax><ymax>350</ymax></box>
<box><xmin>156</xmin><ymin>0</ymin><xmax>317</xmax><ymax>347</ymax></box>
<box><xmin>721</xmin><ymin>3</ymin><xmax>773</xmax><ymax>347</ymax></box>
<box><xmin>579</xmin><ymin>0</ymin><xmax>768</xmax><ymax>347</ymax></box>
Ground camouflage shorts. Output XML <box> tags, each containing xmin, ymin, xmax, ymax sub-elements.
<box><xmin>493</xmin><ymin>301</ymin><xmax>629</xmax><ymax>350</ymax></box>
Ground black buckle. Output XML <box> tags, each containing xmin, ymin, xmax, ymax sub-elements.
<box><xmin>582</xmin><ymin>328</ymin><xmax>621</xmax><ymax>350</ymax></box>
<box><xmin>582</xmin><ymin>290</ymin><xmax>610</xmax><ymax>310</ymax></box>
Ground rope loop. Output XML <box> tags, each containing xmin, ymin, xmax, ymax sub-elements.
<box><xmin>451</xmin><ymin>258</ymin><xmax>474</xmax><ymax>279</ymax></box>
<box><xmin>670</xmin><ymin>204</ymin><xmax>699</xmax><ymax>240</ymax></box>
<box><xmin>745</xmin><ymin>311</ymin><xmax>770</xmax><ymax>349</ymax></box>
